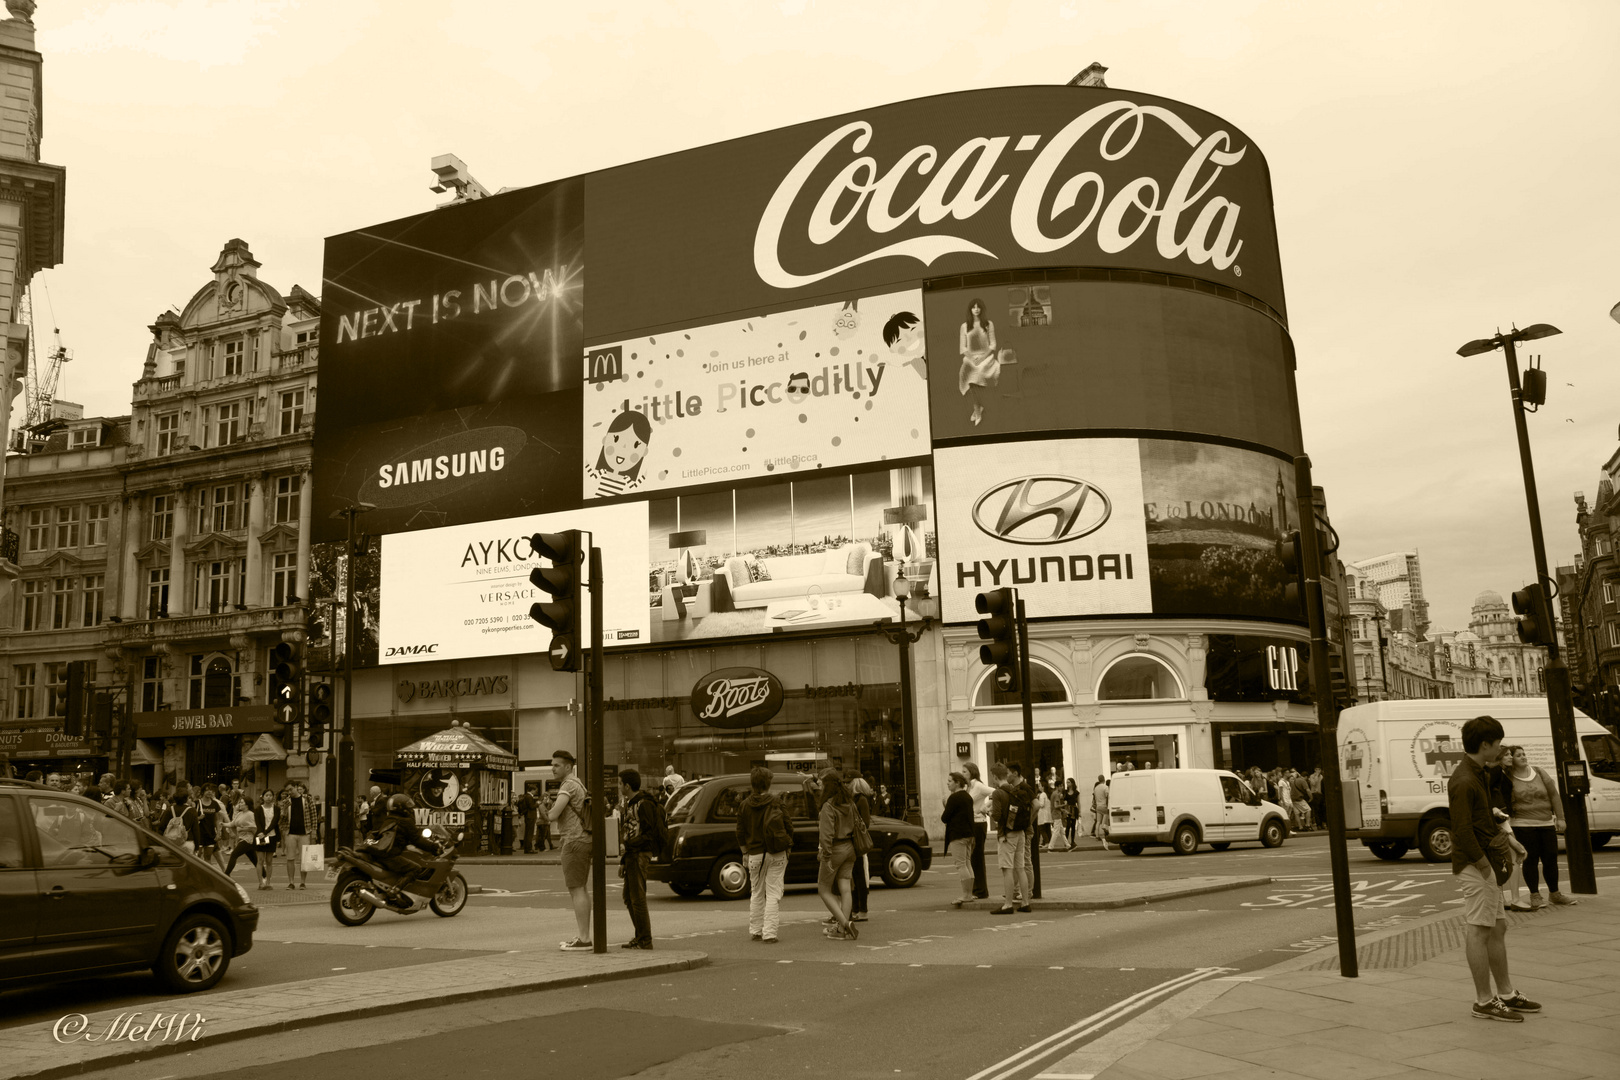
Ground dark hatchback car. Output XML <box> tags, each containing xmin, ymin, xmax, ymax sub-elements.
<box><xmin>648</xmin><ymin>773</ymin><xmax>932</xmax><ymax>900</ymax></box>
<box><xmin>0</xmin><ymin>779</ymin><xmax>259</xmax><ymax>994</ymax></box>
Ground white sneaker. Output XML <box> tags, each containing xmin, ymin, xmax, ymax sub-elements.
<box><xmin>559</xmin><ymin>938</ymin><xmax>592</xmax><ymax>951</ymax></box>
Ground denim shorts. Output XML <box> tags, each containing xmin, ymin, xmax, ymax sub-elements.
<box><xmin>818</xmin><ymin>839</ymin><xmax>855</xmax><ymax>888</ymax></box>
<box><xmin>561</xmin><ymin>838</ymin><xmax>593</xmax><ymax>890</ymax></box>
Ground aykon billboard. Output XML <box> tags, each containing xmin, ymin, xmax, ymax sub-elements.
<box><xmin>378</xmin><ymin>502</ymin><xmax>649</xmax><ymax>665</ymax></box>
<box><xmin>935</xmin><ymin>437</ymin><xmax>1303</xmax><ymax>625</ymax></box>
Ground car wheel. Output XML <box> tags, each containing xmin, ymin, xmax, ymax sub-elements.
<box><xmin>1260</xmin><ymin>818</ymin><xmax>1286</xmax><ymax>848</ymax></box>
<box><xmin>330</xmin><ymin>871</ymin><xmax>376</xmax><ymax>926</ymax></box>
<box><xmin>880</xmin><ymin>844</ymin><xmax>921</xmax><ymax>888</ymax></box>
<box><xmin>669</xmin><ymin>881</ymin><xmax>705</xmax><ymax>898</ymax></box>
<box><xmin>1368</xmin><ymin>840</ymin><xmax>1411</xmax><ymax>862</ymax></box>
<box><xmin>153</xmin><ymin>912</ymin><xmax>231</xmax><ymax>993</ymax></box>
<box><xmin>1209</xmin><ymin>842</ymin><xmax>1231</xmax><ymax>851</ymax></box>
<box><xmin>1417</xmin><ymin>819</ymin><xmax>1453</xmax><ymax>863</ymax></box>
<box><xmin>1590</xmin><ymin>833</ymin><xmax>1612</xmax><ymax>850</ymax></box>
<box><xmin>709</xmin><ymin>856</ymin><xmax>750</xmax><ymax>900</ymax></box>
<box><xmin>1170</xmin><ymin>824</ymin><xmax>1200</xmax><ymax>856</ymax></box>
<box><xmin>1118</xmin><ymin>843</ymin><xmax>1144</xmax><ymax>856</ymax></box>
<box><xmin>430</xmin><ymin>871</ymin><xmax>468</xmax><ymax>917</ymax></box>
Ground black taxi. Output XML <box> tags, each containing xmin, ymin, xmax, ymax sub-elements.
<box><xmin>0</xmin><ymin>778</ymin><xmax>259</xmax><ymax>994</ymax></box>
<box><xmin>648</xmin><ymin>773</ymin><xmax>932</xmax><ymax>900</ymax></box>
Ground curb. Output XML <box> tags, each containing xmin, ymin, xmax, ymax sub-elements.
<box><xmin>963</xmin><ymin>875</ymin><xmax>1272</xmax><ymax>911</ymax></box>
<box><xmin>4</xmin><ymin>951</ymin><xmax>709</xmax><ymax>1080</ymax></box>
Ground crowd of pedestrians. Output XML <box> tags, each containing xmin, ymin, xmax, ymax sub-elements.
<box><xmin>14</xmin><ymin>768</ymin><xmax>324</xmax><ymax>890</ymax></box>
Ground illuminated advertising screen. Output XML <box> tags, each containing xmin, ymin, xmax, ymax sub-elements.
<box><xmin>587</xmin><ymin>86</ymin><xmax>1283</xmax><ymax>342</ymax></box>
<box><xmin>582</xmin><ymin>289</ymin><xmax>930</xmax><ymax>500</ymax></box>
<box><xmin>922</xmin><ymin>279</ymin><xmax>1298</xmax><ymax>452</ymax></box>
<box><xmin>644</xmin><ymin>464</ymin><xmax>935</xmax><ymax>644</ymax></box>
<box><xmin>314</xmin><ymin>179</ymin><xmax>585</xmax><ymax>542</ymax></box>
<box><xmin>935</xmin><ymin>437</ymin><xmax>1302</xmax><ymax>625</ymax></box>
<box><xmin>378</xmin><ymin>502</ymin><xmax>650</xmax><ymax>664</ymax></box>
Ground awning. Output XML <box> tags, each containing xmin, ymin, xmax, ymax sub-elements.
<box><xmin>396</xmin><ymin>724</ymin><xmax>517</xmax><ymax>771</ymax></box>
<box><xmin>130</xmin><ymin>739</ymin><xmax>164</xmax><ymax>765</ymax></box>
<box><xmin>244</xmin><ymin>733</ymin><xmax>288</xmax><ymax>763</ymax></box>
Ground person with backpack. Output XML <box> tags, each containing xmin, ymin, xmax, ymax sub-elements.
<box><xmin>989</xmin><ymin>762</ymin><xmax>1034</xmax><ymax>915</ymax></box>
<box><xmin>615</xmin><ymin>769</ymin><xmax>663</xmax><ymax>950</ymax></box>
<box><xmin>736</xmin><ymin>767</ymin><xmax>791</xmax><ymax>943</ymax></box>
<box><xmin>548</xmin><ymin>750</ymin><xmax>594</xmax><ymax>951</ymax></box>
<box><xmin>159</xmin><ymin>784</ymin><xmax>200</xmax><ymax>854</ymax></box>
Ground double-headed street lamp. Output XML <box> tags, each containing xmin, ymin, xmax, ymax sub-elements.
<box><xmin>1455</xmin><ymin>323</ymin><xmax>1595</xmax><ymax>895</ymax></box>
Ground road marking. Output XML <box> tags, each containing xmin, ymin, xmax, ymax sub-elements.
<box><xmin>966</xmin><ymin>968</ymin><xmax>1232</xmax><ymax>1080</ymax></box>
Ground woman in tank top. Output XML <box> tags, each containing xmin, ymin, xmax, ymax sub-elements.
<box><xmin>1505</xmin><ymin>745</ymin><xmax>1575</xmax><ymax>908</ymax></box>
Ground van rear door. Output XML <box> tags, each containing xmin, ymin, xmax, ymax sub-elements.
<box><xmin>1108</xmin><ymin>774</ymin><xmax>1153</xmax><ymax>833</ymax></box>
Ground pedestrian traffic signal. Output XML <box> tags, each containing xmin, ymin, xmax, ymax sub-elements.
<box><xmin>529</xmin><ymin>530</ymin><xmax>583</xmax><ymax>671</ymax></box>
<box><xmin>268</xmin><ymin>641</ymin><xmax>303</xmax><ymax>723</ymax></box>
<box><xmin>975</xmin><ymin>588</ymin><xmax>1019</xmax><ymax>694</ymax></box>
<box><xmin>1511</xmin><ymin>583</ymin><xmax>1554</xmax><ymax>646</ymax></box>
<box><xmin>1276</xmin><ymin>530</ymin><xmax>1304</xmax><ymax>611</ymax></box>
<box><xmin>308</xmin><ymin>680</ymin><xmax>333</xmax><ymax>750</ymax></box>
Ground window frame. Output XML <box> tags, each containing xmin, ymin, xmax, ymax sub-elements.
<box><xmin>13</xmin><ymin>663</ymin><xmax>35</xmax><ymax>720</ymax></box>
<box><xmin>279</xmin><ymin>388</ymin><xmax>305</xmax><ymax>436</ymax></box>
<box><xmin>151</xmin><ymin>493</ymin><xmax>173</xmax><ymax>541</ymax></box>
<box><xmin>25</xmin><ymin>508</ymin><xmax>47</xmax><ymax>552</ymax></box>
<box><xmin>156</xmin><ymin>412</ymin><xmax>180</xmax><ymax>455</ymax></box>
<box><xmin>274</xmin><ymin>474</ymin><xmax>301</xmax><ymax>524</ymax></box>
<box><xmin>84</xmin><ymin>503</ymin><xmax>108</xmax><ymax>547</ymax></box>
<box><xmin>1094</xmin><ymin>652</ymin><xmax>1187</xmax><ymax>702</ymax></box>
<box><xmin>971</xmin><ymin>657</ymin><xmax>1072</xmax><ymax>709</ymax></box>
<box><xmin>54</xmin><ymin>505</ymin><xmax>80</xmax><ymax>550</ymax></box>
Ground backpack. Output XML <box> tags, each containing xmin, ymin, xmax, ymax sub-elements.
<box><xmin>763</xmin><ymin>798</ymin><xmax>793</xmax><ymax>854</ymax></box>
<box><xmin>163</xmin><ymin>807</ymin><xmax>191</xmax><ymax>844</ymax></box>
<box><xmin>1003</xmin><ymin>782</ymin><xmax>1033</xmax><ymax>834</ymax></box>
<box><xmin>563</xmin><ymin>779</ymin><xmax>592</xmax><ymax>835</ymax></box>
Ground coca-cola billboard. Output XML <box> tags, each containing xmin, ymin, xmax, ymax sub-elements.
<box><xmin>588</xmin><ymin>86</ymin><xmax>1283</xmax><ymax>342</ymax></box>
<box><xmin>690</xmin><ymin>667</ymin><xmax>786</xmax><ymax>729</ymax></box>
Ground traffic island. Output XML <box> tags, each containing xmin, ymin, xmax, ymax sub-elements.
<box><xmin>0</xmin><ymin>948</ymin><xmax>709</xmax><ymax>1080</ymax></box>
<box><xmin>962</xmin><ymin>874</ymin><xmax>1272</xmax><ymax>910</ymax></box>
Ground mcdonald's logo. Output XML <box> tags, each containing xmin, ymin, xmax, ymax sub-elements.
<box><xmin>586</xmin><ymin>346</ymin><xmax>624</xmax><ymax>385</ymax></box>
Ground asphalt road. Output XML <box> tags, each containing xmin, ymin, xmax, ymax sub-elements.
<box><xmin>48</xmin><ymin>836</ymin><xmax>1620</xmax><ymax>1080</ymax></box>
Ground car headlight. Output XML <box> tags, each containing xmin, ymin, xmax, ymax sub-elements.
<box><xmin>235</xmin><ymin>882</ymin><xmax>253</xmax><ymax>905</ymax></box>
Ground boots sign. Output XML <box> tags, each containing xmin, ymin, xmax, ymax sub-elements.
<box><xmin>690</xmin><ymin>668</ymin><xmax>785</xmax><ymax>729</ymax></box>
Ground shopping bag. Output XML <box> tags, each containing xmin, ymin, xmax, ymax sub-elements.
<box><xmin>301</xmin><ymin>845</ymin><xmax>326</xmax><ymax>873</ymax></box>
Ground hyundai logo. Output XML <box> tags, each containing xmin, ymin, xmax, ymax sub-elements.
<box><xmin>971</xmin><ymin>475</ymin><xmax>1111</xmax><ymax>545</ymax></box>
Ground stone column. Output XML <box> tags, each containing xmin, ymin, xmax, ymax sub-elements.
<box><xmin>167</xmin><ymin>486</ymin><xmax>187</xmax><ymax>616</ymax></box>
<box><xmin>115</xmin><ymin>495</ymin><xmax>139</xmax><ymax>619</ymax></box>
<box><xmin>295</xmin><ymin>468</ymin><xmax>311</xmax><ymax>599</ymax></box>
<box><xmin>245</xmin><ymin>473</ymin><xmax>265</xmax><ymax>606</ymax></box>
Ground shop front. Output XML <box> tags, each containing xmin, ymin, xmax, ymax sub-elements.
<box><xmin>0</xmin><ymin>729</ymin><xmax>109</xmax><ymax>781</ymax></box>
<box><xmin>133</xmin><ymin>704</ymin><xmax>298</xmax><ymax>792</ymax></box>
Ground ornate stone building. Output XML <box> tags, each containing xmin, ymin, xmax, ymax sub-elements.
<box><xmin>0</xmin><ymin>241</ymin><xmax>319</xmax><ymax>789</ymax></box>
<box><xmin>0</xmin><ymin>1</ymin><xmax>68</xmax><ymax>596</ymax></box>
<box><xmin>1469</xmin><ymin>589</ymin><xmax>1549</xmax><ymax>697</ymax></box>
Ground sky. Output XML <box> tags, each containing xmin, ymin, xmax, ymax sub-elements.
<box><xmin>21</xmin><ymin>0</ymin><xmax>1620</xmax><ymax>634</ymax></box>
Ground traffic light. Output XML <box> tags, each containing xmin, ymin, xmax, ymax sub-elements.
<box><xmin>268</xmin><ymin>640</ymin><xmax>303</xmax><ymax>725</ymax></box>
<box><xmin>308</xmin><ymin>679</ymin><xmax>333</xmax><ymax>750</ymax></box>
<box><xmin>1511</xmin><ymin>583</ymin><xmax>1555</xmax><ymax>646</ymax></box>
<box><xmin>1276</xmin><ymin>530</ymin><xmax>1304</xmax><ymax>612</ymax></box>
<box><xmin>529</xmin><ymin>530</ymin><xmax>584</xmax><ymax>671</ymax></box>
<box><xmin>975</xmin><ymin>588</ymin><xmax>1019</xmax><ymax>695</ymax></box>
<box><xmin>63</xmin><ymin>660</ymin><xmax>87</xmax><ymax>738</ymax></box>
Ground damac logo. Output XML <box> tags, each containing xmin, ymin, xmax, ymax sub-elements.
<box><xmin>973</xmin><ymin>476</ymin><xmax>1111</xmax><ymax>545</ymax></box>
<box><xmin>754</xmin><ymin>100</ymin><xmax>1247</xmax><ymax>289</ymax></box>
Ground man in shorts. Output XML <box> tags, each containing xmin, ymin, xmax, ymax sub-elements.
<box><xmin>1450</xmin><ymin>714</ymin><xmax>1540</xmax><ymax>1021</ymax></box>
<box><xmin>549</xmin><ymin>750</ymin><xmax>593</xmax><ymax>951</ymax></box>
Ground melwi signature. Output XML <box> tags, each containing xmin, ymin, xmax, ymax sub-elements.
<box><xmin>754</xmin><ymin>99</ymin><xmax>1248</xmax><ymax>289</ymax></box>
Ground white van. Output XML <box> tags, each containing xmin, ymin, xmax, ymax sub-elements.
<box><xmin>1336</xmin><ymin>698</ymin><xmax>1620</xmax><ymax>862</ymax></box>
<box><xmin>1104</xmin><ymin>768</ymin><xmax>1292</xmax><ymax>855</ymax></box>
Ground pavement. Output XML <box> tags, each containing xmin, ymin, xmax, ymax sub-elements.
<box><xmin>0</xmin><ymin>948</ymin><xmax>709</xmax><ymax>1080</ymax></box>
<box><xmin>1057</xmin><ymin>878</ymin><xmax>1620</xmax><ymax>1080</ymax></box>
<box><xmin>963</xmin><ymin>874</ymin><xmax>1273</xmax><ymax>910</ymax></box>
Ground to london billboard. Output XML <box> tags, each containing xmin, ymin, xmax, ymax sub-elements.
<box><xmin>934</xmin><ymin>436</ymin><xmax>1302</xmax><ymax>625</ymax></box>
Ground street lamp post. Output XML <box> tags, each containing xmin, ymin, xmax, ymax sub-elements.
<box><xmin>331</xmin><ymin>503</ymin><xmax>375</xmax><ymax>852</ymax></box>
<box><xmin>1456</xmin><ymin>324</ymin><xmax>1596</xmax><ymax>895</ymax></box>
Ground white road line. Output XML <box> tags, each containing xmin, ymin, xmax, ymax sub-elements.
<box><xmin>964</xmin><ymin>968</ymin><xmax>1228</xmax><ymax>1080</ymax></box>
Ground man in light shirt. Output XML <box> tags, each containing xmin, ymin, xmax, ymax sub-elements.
<box><xmin>962</xmin><ymin>761</ymin><xmax>994</xmax><ymax>900</ymax></box>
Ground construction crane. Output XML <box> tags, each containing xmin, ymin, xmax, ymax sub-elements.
<box><xmin>18</xmin><ymin>282</ymin><xmax>70</xmax><ymax>430</ymax></box>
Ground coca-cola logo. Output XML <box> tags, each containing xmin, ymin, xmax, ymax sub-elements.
<box><xmin>690</xmin><ymin>667</ymin><xmax>784</xmax><ymax>730</ymax></box>
<box><xmin>754</xmin><ymin>99</ymin><xmax>1248</xmax><ymax>290</ymax></box>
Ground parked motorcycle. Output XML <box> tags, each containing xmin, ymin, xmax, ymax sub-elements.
<box><xmin>329</xmin><ymin>823</ymin><xmax>469</xmax><ymax>925</ymax></box>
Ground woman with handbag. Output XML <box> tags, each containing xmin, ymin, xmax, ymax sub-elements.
<box><xmin>816</xmin><ymin>772</ymin><xmax>859</xmax><ymax>941</ymax></box>
<box><xmin>1505</xmin><ymin>746</ymin><xmax>1576</xmax><ymax>908</ymax></box>
<box><xmin>252</xmin><ymin>789</ymin><xmax>282</xmax><ymax>891</ymax></box>
<box><xmin>848</xmin><ymin>776</ymin><xmax>874</xmax><ymax>923</ymax></box>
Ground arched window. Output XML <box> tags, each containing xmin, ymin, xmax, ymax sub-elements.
<box><xmin>1096</xmin><ymin>653</ymin><xmax>1184</xmax><ymax>701</ymax></box>
<box><xmin>973</xmin><ymin>659</ymin><xmax>1070</xmax><ymax>708</ymax></box>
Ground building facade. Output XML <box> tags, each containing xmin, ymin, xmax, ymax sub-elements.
<box><xmin>1346</xmin><ymin>551</ymin><xmax>1430</xmax><ymax>637</ymax></box>
<box><xmin>1568</xmin><ymin>467</ymin><xmax>1620</xmax><ymax>729</ymax></box>
<box><xmin>1468</xmin><ymin>589</ymin><xmax>1549</xmax><ymax>698</ymax></box>
<box><xmin>0</xmin><ymin>1</ymin><xmax>67</xmax><ymax>599</ymax></box>
<box><xmin>0</xmin><ymin>241</ymin><xmax>319</xmax><ymax>792</ymax></box>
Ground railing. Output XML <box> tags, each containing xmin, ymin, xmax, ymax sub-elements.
<box><xmin>104</xmin><ymin>605</ymin><xmax>306</xmax><ymax>646</ymax></box>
